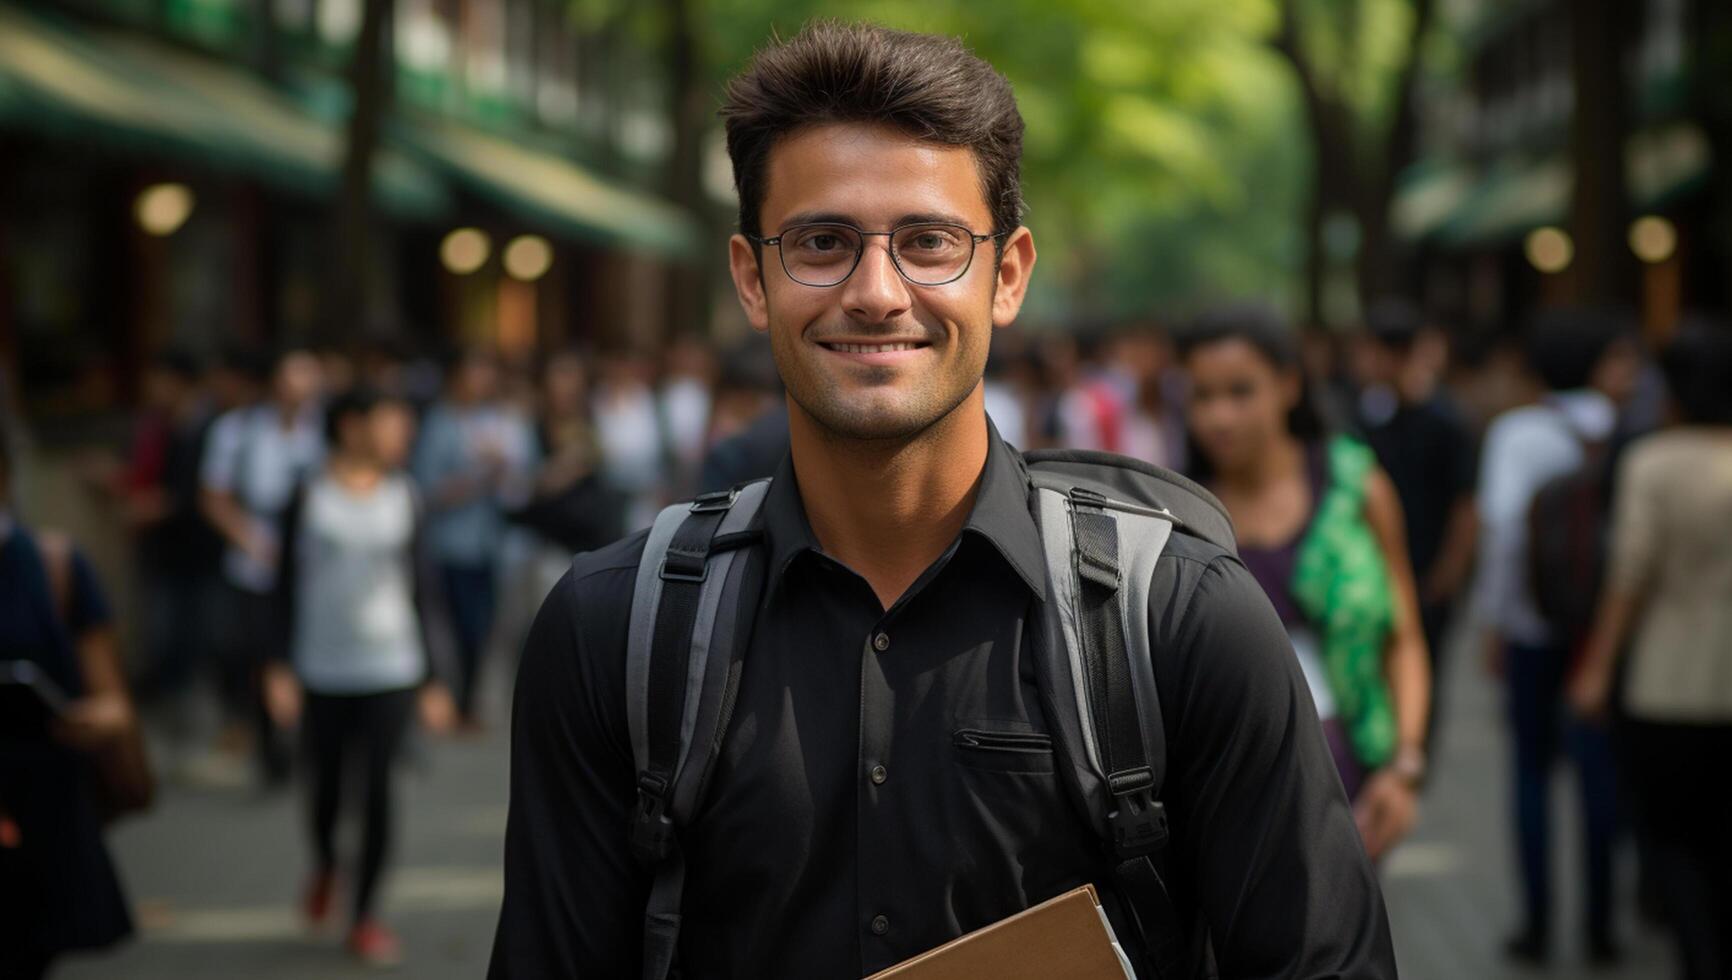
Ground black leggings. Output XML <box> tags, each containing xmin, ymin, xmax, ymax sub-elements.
<box><xmin>301</xmin><ymin>689</ymin><xmax>416</xmax><ymax>921</ymax></box>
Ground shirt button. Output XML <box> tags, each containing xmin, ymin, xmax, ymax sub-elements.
<box><xmin>871</xmin><ymin>914</ymin><xmax>890</xmax><ymax>935</ymax></box>
<box><xmin>870</xmin><ymin>764</ymin><xmax>888</xmax><ymax>785</ymax></box>
<box><xmin>872</xmin><ymin>631</ymin><xmax>890</xmax><ymax>652</ymax></box>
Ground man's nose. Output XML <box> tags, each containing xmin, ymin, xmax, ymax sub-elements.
<box><xmin>838</xmin><ymin>240</ymin><xmax>913</xmax><ymax>324</ymax></box>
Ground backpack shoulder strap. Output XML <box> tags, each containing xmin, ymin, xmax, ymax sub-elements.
<box><xmin>1032</xmin><ymin>480</ymin><xmax>1189</xmax><ymax>979</ymax></box>
<box><xmin>625</xmin><ymin>480</ymin><xmax>770</xmax><ymax>980</ymax></box>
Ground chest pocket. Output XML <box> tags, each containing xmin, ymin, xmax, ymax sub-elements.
<box><xmin>953</xmin><ymin>723</ymin><xmax>1055</xmax><ymax>774</ymax></box>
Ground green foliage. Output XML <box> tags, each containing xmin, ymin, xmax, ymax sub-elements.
<box><xmin>573</xmin><ymin>0</ymin><xmax>1424</xmax><ymax>320</ymax></box>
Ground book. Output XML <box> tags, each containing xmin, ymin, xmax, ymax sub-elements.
<box><xmin>864</xmin><ymin>884</ymin><xmax>1137</xmax><ymax>980</ymax></box>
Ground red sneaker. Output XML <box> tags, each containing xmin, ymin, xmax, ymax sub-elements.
<box><xmin>301</xmin><ymin>869</ymin><xmax>337</xmax><ymax>930</ymax></box>
<box><xmin>347</xmin><ymin>918</ymin><xmax>403</xmax><ymax>967</ymax></box>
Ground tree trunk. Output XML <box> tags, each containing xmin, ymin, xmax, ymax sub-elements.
<box><xmin>1273</xmin><ymin>0</ymin><xmax>1360</xmax><ymax>329</ymax></box>
<box><xmin>1354</xmin><ymin>0</ymin><xmax>1436</xmax><ymax>304</ymax></box>
<box><xmin>327</xmin><ymin>0</ymin><xmax>394</xmax><ymax>345</ymax></box>
<box><xmin>1568</xmin><ymin>0</ymin><xmax>1634</xmax><ymax>306</ymax></box>
<box><xmin>661</xmin><ymin>0</ymin><xmax>713</xmax><ymax>342</ymax></box>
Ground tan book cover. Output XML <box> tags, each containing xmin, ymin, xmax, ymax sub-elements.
<box><xmin>863</xmin><ymin>884</ymin><xmax>1136</xmax><ymax>980</ymax></box>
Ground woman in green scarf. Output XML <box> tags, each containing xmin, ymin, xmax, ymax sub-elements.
<box><xmin>1178</xmin><ymin>305</ymin><xmax>1432</xmax><ymax>861</ymax></box>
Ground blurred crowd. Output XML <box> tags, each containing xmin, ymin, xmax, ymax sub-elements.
<box><xmin>3</xmin><ymin>300</ymin><xmax>1730</xmax><ymax>978</ymax></box>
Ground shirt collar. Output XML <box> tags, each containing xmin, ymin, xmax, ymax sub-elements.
<box><xmin>760</xmin><ymin>417</ymin><xmax>1048</xmax><ymax>600</ymax></box>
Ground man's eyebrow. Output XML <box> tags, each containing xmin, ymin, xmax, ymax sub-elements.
<box><xmin>773</xmin><ymin>210</ymin><xmax>978</xmax><ymax>230</ymax></box>
<box><xmin>777</xmin><ymin>210</ymin><xmax>857</xmax><ymax>229</ymax></box>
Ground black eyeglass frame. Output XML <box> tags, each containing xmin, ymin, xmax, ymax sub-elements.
<box><xmin>745</xmin><ymin>221</ymin><xmax>1010</xmax><ymax>288</ymax></box>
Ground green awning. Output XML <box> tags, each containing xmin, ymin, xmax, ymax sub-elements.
<box><xmin>396</xmin><ymin>116</ymin><xmax>700</xmax><ymax>259</ymax></box>
<box><xmin>1436</xmin><ymin>155</ymin><xmax>1571</xmax><ymax>246</ymax></box>
<box><xmin>1390</xmin><ymin>160</ymin><xmax>1478</xmax><ymax>241</ymax></box>
<box><xmin>1395</xmin><ymin>122</ymin><xmax>1712</xmax><ymax>247</ymax></box>
<box><xmin>0</xmin><ymin>4</ymin><xmax>448</xmax><ymax>219</ymax></box>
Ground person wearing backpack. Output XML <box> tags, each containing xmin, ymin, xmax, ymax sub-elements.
<box><xmin>1471</xmin><ymin>308</ymin><xmax>1640</xmax><ymax>966</ymax></box>
<box><xmin>488</xmin><ymin>22</ymin><xmax>1392</xmax><ymax>980</ymax></box>
<box><xmin>1177</xmin><ymin>305</ymin><xmax>1433</xmax><ymax>863</ymax></box>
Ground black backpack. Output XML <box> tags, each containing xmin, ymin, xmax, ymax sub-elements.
<box><xmin>1526</xmin><ymin>410</ymin><xmax>1614</xmax><ymax>655</ymax></box>
<box><xmin>622</xmin><ymin>449</ymin><xmax>1237</xmax><ymax>980</ymax></box>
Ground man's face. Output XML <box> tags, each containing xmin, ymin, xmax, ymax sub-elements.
<box><xmin>728</xmin><ymin>123</ymin><xmax>1035</xmax><ymax>442</ymax></box>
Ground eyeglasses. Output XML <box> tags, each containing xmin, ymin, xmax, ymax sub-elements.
<box><xmin>747</xmin><ymin>221</ymin><xmax>1007</xmax><ymax>288</ymax></box>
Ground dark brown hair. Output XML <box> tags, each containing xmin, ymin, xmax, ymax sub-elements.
<box><xmin>720</xmin><ymin>21</ymin><xmax>1024</xmax><ymax>241</ymax></box>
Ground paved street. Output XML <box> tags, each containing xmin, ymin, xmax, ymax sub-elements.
<box><xmin>57</xmin><ymin>638</ymin><xmax>1671</xmax><ymax>979</ymax></box>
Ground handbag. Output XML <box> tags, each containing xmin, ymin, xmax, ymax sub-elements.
<box><xmin>37</xmin><ymin>530</ymin><xmax>156</xmax><ymax>820</ymax></box>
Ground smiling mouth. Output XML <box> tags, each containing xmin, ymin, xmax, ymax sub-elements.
<box><xmin>817</xmin><ymin>341</ymin><xmax>929</xmax><ymax>354</ymax></box>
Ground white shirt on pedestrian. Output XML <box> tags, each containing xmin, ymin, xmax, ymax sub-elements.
<box><xmin>1471</xmin><ymin>390</ymin><xmax>1615</xmax><ymax>645</ymax></box>
<box><xmin>290</xmin><ymin>472</ymin><xmax>426</xmax><ymax>695</ymax></box>
<box><xmin>200</xmin><ymin>403</ymin><xmax>324</xmax><ymax>593</ymax></box>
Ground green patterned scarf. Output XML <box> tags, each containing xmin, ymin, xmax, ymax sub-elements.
<box><xmin>1290</xmin><ymin>435</ymin><xmax>1398</xmax><ymax>768</ymax></box>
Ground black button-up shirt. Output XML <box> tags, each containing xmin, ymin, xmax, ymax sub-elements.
<box><xmin>489</xmin><ymin>427</ymin><xmax>1395</xmax><ymax>979</ymax></box>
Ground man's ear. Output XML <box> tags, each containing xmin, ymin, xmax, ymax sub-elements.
<box><xmin>729</xmin><ymin>234</ymin><xmax>771</xmax><ymax>333</ymax></box>
<box><xmin>991</xmin><ymin>226</ymin><xmax>1036</xmax><ymax>329</ymax></box>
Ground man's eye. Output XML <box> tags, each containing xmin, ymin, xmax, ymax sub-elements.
<box><xmin>794</xmin><ymin>231</ymin><xmax>850</xmax><ymax>252</ymax></box>
<box><xmin>905</xmin><ymin>231</ymin><xmax>956</xmax><ymax>251</ymax></box>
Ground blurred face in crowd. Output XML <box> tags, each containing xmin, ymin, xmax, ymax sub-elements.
<box><xmin>142</xmin><ymin>365</ymin><xmax>191</xmax><ymax>412</ymax></box>
<box><xmin>728</xmin><ymin>122</ymin><xmax>1035</xmax><ymax>442</ymax></box>
<box><xmin>1183</xmin><ymin>338</ymin><xmax>1302</xmax><ymax>475</ymax></box>
<box><xmin>274</xmin><ymin>351</ymin><xmax>322</xmax><ymax>411</ymax></box>
<box><xmin>1350</xmin><ymin>335</ymin><xmax>1402</xmax><ymax>390</ymax></box>
<box><xmin>369</xmin><ymin>400</ymin><xmax>417</xmax><ymax>470</ymax></box>
<box><xmin>1591</xmin><ymin>336</ymin><xmax>1643</xmax><ymax>406</ymax></box>
<box><xmin>542</xmin><ymin>353</ymin><xmax>589</xmax><ymax>418</ymax></box>
<box><xmin>454</xmin><ymin>355</ymin><xmax>500</xmax><ymax>404</ymax></box>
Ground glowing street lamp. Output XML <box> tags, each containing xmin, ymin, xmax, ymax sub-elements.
<box><xmin>1524</xmin><ymin>226</ymin><xmax>1573</xmax><ymax>274</ymax></box>
<box><xmin>503</xmin><ymin>235</ymin><xmax>553</xmax><ymax>281</ymax></box>
<box><xmin>441</xmin><ymin>228</ymin><xmax>491</xmax><ymax>275</ymax></box>
<box><xmin>135</xmin><ymin>183</ymin><xmax>195</xmax><ymax>237</ymax></box>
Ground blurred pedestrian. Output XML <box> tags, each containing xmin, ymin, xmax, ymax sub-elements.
<box><xmin>659</xmin><ymin>337</ymin><xmax>715</xmax><ymax>498</ymax></box>
<box><xmin>1105</xmin><ymin>323</ymin><xmax>1185</xmax><ymax>471</ymax></box>
<box><xmin>1570</xmin><ymin>317</ymin><xmax>1732</xmax><ymax>980</ymax></box>
<box><xmin>265</xmin><ymin>387</ymin><xmax>456</xmax><ymax>967</ymax></box>
<box><xmin>1</xmin><ymin>429</ymin><xmax>149</xmax><ymax>979</ymax></box>
<box><xmin>591</xmin><ymin>349</ymin><xmax>669</xmax><ymax>528</ymax></box>
<box><xmin>1473</xmin><ymin>308</ymin><xmax>1639</xmax><ymax>965</ymax></box>
<box><xmin>200</xmin><ymin>347</ymin><xmax>325</xmax><ymax>787</ymax></box>
<box><xmin>1179</xmin><ymin>304</ymin><xmax>1432</xmax><ymax>861</ymax></box>
<box><xmin>1038</xmin><ymin>330</ymin><xmax>1125</xmax><ymax>452</ymax></box>
<box><xmin>1352</xmin><ymin>300</ymin><xmax>1478</xmax><ymax>747</ymax></box>
<box><xmin>506</xmin><ymin>349</ymin><xmax>629</xmax><ymax>589</ymax></box>
<box><xmin>696</xmin><ymin>341</ymin><xmax>787</xmax><ymax>493</ymax></box>
<box><xmin>413</xmin><ymin>349</ymin><xmax>535</xmax><ymax>729</ymax></box>
<box><xmin>117</xmin><ymin>352</ymin><xmax>224</xmax><ymax>716</ymax></box>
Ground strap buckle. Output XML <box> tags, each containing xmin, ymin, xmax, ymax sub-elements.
<box><xmin>1106</xmin><ymin>768</ymin><xmax>1168</xmax><ymax>859</ymax></box>
<box><xmin>658</xmin><ymin>552</ymin><xmax>708</xmax><ymax>583</ymax></box>
<box><xmin>1068</xmin><ymin>486</ymin><xmax>1109</xmax><ymax>510</ymax></box>
<box><xmin>689</xmin><ymin>488</ymin><xmax>739</xmax><ymax>514</ymax></box>
<box><xmin>630</xmin><ymin>773</ymin><xmax>677</xmax><ymax>866</ymax></box>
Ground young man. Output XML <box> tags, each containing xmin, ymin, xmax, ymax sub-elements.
<box><xmin>1472</xmin><ymin>309</ymin><xmax>1638</xmax><ymax>965</ymax></box>
<box><xmin>490</xmin><ymin>22</ymin><xmax>1392</xmax><ymax>979</ymax></box>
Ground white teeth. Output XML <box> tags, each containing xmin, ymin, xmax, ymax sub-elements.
<box><xmin>828</xmin><ymin>343</ymin><xmax>918</xmax><ymax>353</ymax></box>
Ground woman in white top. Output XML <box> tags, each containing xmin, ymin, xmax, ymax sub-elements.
<box><xmin>1571</xmin><ymin>318</ymin><xmax>1732</xmax><ymax>980</ymax></box>
<box><xmin>264</xmin><ymin>387</ymin><xmax>455</xmax><ymax>967</ymax></box>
